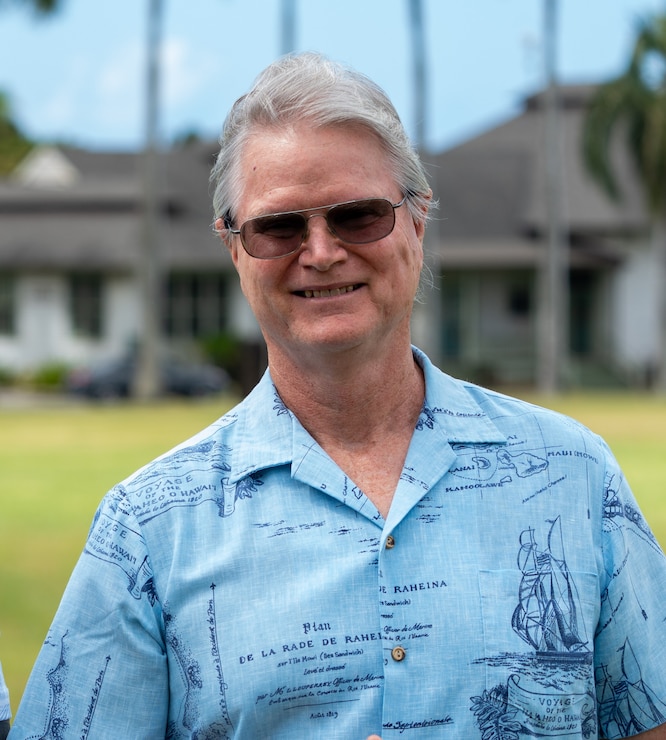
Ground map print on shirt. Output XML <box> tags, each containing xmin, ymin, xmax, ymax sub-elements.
<box><xmin>470</xmin><ymin>501</ymin><xmax>666</xmax><ymax>739</ymax></box>
<box><xmin>472</xmin><ymin>515</ymin><xmax>597</xmax><ymax>739</ymax></box>
<box><xmin>40</xmin><ymin>630</ymin><xmax>70</xmax><ymax>739</ymax></box>
<box><xmin>597</xmin><ymin>638</ymin><xmax>666</xmax><ymax>737</ymax></box>
<box><xmin>34</xmin><ymin>630</ymin><xmax>113</xmax><ymax>739</ymax></box>
<box><xmin>85</xmin><ymin>433</ymin><xmax>263</xmax><ymax>580</ymax></box>
<box><xmin>164</xmin><ymin>603</ymin><xmax>234</xmax><ymax>739</ymax></box>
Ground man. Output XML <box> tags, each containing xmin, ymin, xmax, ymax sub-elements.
<box><xmin>11</xmin><ymin>53</ymin><xmax>666</xmax><ymax>739</ymax></box>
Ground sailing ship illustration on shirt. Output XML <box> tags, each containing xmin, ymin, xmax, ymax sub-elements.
<box><xmin>511</xmin><ymin>517</ymin><xmax>591</xmax><ymax>663</ymax></box>
<box><xmin>597</xmin><ymin>638</ymin><xmax>666</xmax><ymax>737</ymax></box>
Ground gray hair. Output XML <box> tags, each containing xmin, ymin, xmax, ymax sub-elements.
<box><xmin>210</xmin><ymin>52</ymin><xmax>431</xmax><ymax>230</ymax></box>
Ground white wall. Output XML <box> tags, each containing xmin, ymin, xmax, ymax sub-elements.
<box><xmin>62</xmin><ymin>274</ymin><xmax>140</xmax><ymax>366</ymax></box>
<box><xmin>0</xmin><ymin>273</ymin><xmax>140</xmax><ymax>372</ymax></box>
<box><xmin>0</xmin><ymin>275</ymin><xmax>70</xmax><ymax>371</ymax></box>
<box><xmin>612</xmin><ymin>246</ymin><xmax>658</xmax><ymax>378</ymax></box>
<box><xmin>228</xmin><ymin>279</ymin><xmax>263</xmax><ymax>341</ymax></box>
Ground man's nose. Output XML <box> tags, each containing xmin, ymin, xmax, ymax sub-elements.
<box><xmin>298</xmin><ymin>214</ymin><xmax>348</xmax><ymax>269</ymax></box>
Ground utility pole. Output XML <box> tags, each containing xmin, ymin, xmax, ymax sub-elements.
<box><xmin>407</xmin><ymin>0</ymin><xmax>427</xmax><ymax>151</ymax></box>
<box><xmin>280</xmin><ymin>0</ymin><xmax>296</xmax><ymax>55</ymax></box>
<box><xmin>537</xmin><ymin>0</ymin><xmax>568</xmax><ymax>393</ymax></box>
<box><xmin>405</xmin><ymin>0</ymin><xmax>440</xmax><ymax>360</ymax></box>
<box><xmin>133</xmin><ymin>0</ymin><xmax>163</xmax><ymax>398</ymax></box>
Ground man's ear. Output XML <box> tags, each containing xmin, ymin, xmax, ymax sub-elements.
<box><xmin>214</xmin><ymin>217</ymin><xmax>228</xmax><ymax>242</ymax></box>
<box><xmin>214</xmin><ymin>217</ymin><xmax>240</xmax><ymax>265</ymax></box>
<box><xmin>413</xmin><ymin>189</ymin><xmax>432</xmax><ymax>241</ymax></box>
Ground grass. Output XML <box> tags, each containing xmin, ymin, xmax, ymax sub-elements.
<box><xmin>1</xmin><ymin>391</ymin><xmax>665</xmax><ymax>714</ymax></box>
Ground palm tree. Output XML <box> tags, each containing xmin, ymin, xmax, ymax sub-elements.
<box><xmin>407</xmin><ymin>0</ymin><xmax>426</xmax><ymax>151</ymax></box>
<box><xmin>538</xmin><ymin>0</ymin><xmax>568</xmax><ymax>394</ymax></box>
<box><xmin>132</xmin><ymin>0</ymin><xmax>164</xmax><ymax>398</ymax></box>
<box><xmin>280</xmin><ymin>0</ymin><xmax>296</xmax><ymax>55</ymax></box>
<box><xmin>582</xmin><ymin>13</ymin><xmax>666</xmax><ymax>392</ymax></box>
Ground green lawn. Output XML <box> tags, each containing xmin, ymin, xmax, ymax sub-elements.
<box><xmin>1</xmin><ymin>391</ymin><xmax>665</xmax><ymax>714</ymax></box>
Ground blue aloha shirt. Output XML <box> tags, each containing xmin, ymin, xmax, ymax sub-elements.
<box><xmin>11</xmin><ymin>348</ymin><xmax>666</xmax><ymax>739</ymax></box>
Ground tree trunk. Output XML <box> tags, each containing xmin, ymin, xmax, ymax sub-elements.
<box><xmin>407</xmin><ymin>0</ymin><xmax>427</xmax><ymax>151</ymax></box>
<box><xmin>133</xmin><ymin>0</ymin><xmax>163</xmax><ymax>399</ymax></box>
<box><xmin>536</xmin><ymin>0</ymin><xmax>568</xmax><ymax>394</ymax></box>
<box><xmin>280</xmin><ymin>0</ymin><xmax>296</xmax><ymax>54</ymax></box>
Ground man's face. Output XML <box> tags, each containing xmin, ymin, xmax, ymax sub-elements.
<box><xmin>222</xmin><ymin>123</ymin><xmax>426</xmax><ymax>366</ymax></box>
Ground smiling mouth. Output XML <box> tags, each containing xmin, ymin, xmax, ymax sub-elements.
<box><xmin>297</xmin><ymin>284</ymin><xmax>361</xmax><ymax>298</ymax></box>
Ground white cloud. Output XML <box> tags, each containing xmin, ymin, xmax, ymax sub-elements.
<box><xmin>90</xmin><ymin>40</ymin><xmax>144</xmax><ymax>139</ymax></box>
<box><xmin>23</xmin><ymin>55</ymin><xmax>91</xmax><ymax>140</ymax></box>
<box><xmin>161</xmin><ymin>36</ymin><xmax>219</xmax><ymax>109</ymax></box>
<box><xmin>81</xmin><ymin>34</ymin><xmax>220</xmax><ymax>141</ymax></box>
<box><xmin>99</xmin><ymin>39</ymin><xmax>143</xmax><ymax>99</ymax></box>
<box><xmin>40</xmin><ymin>66</ymin><xmax>86</xmax><ymax>129</ymax></box>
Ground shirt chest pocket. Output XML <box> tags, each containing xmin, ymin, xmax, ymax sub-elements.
<box><xmin>474</xmin><ymin>568</ymin><xmax>600</xmax><ymax>739</ymax></box>
<box><xmin>478</xmin><ymin>568</ymin><xmax>599</xmax><ymax>659</ymax></box>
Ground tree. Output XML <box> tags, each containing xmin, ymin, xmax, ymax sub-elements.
<box><xmin>538</xmin><ymin>0</ymin><xmax>568</xmax><ymax>394</ymax></box>
<box><xmin>582</xmin><ymin>13</ymin><xmax>666</xmax><ymax>392</ymax></box>
<box><xmin>132</xmin><ymin>0</ymin><xmax>164</xmax><ymax>399</ymax></box>
<box><xmin>280</xmin><ymin>0</ymin><xmax>296</xmax><ymax>55</ymax></box>
<box><xmin>0</xmin><ymin>0</ymin><xmax>61</xmax><ymax>14</ymax></box>
<box><xmin>0</xmin><ymin>0</ymin><xmax>63</xmax><ymax>170</ymax></box>
<box><xmin>0</xmin><ymin>91</ymin><xmax>32</xmax><ymax>174</ymax></box>
<box><xmin>407</xmin><ymin>0</ymin><xmax>426</xmax><ymax>151</ymax></box>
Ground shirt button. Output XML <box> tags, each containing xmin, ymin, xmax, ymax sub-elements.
<box><xmin>391</xmin><ymin>646</ymin><xmax>406</xmax><ymax>662</ymax></box>
<box><xmin>385</xmin><ymin>535</ymin><xmax>395</xmax><ymax>549</ymax></box>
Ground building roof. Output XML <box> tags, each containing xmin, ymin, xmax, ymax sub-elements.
<box><xmin>423</xmin><ymin>83</ymin><xmax>648</xmax><ymax>269</ymax></box>
<box><xmin>0</xmin><ymin>141</ymin><xmax>230</xmax><ymax>272</ymax></box>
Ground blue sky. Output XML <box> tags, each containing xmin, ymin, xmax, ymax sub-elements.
<box><xmin>0</xmin><ymin>0</ymin><xmax>664</xmax><ymax>152</ymax></box>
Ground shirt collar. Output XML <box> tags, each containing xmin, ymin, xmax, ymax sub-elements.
<box><xmin>228</xmin><ymin>347</ymin><xmax>506</xmax><ymax>483</ymax></box>
<box><xmin>413</xmin><ymin>346</ymin><xmax>507</xmax><ymax>445</ymax></box>
<box><xmin>227</xmin><ymin>371</ymin><xmax>294</xmax><ymax>483</ymax></box>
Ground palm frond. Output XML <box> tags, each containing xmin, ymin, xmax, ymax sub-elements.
<box><xmin>582</xmin><ymin>12</ymin><xmax>666</xmax><ymax>218</ymax></box>
<box><xmin>581</xmin><ymin>78</ymin><xmax>634</xmax><ymax>201</ymax></box>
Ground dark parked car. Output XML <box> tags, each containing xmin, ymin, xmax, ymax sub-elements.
<box><xmin>66</xmin><ymin>352</ymin><xmax>229</xmax><ymax>399</ymax></box>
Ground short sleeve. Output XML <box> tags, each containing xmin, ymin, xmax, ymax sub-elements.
<box><xmin>11</xmin><ymin>487</ymin><xmax>169</xmax><ymax>739</ymax></box>
<box><xmin>594</xmin><ymin>442</ymin><xmax>666</xmax><ymax>738</ymax></box>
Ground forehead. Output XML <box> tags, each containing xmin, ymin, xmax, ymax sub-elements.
<box><xmin>233</xmin><ymin>123</ymin><xmax>398</xmax><ymax>218</ymax></box>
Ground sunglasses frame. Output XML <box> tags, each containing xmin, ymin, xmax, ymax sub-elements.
<box><xmin>226</xmin><ymin>196</ymin><xmax>407</xmax><ymax>260</ymax></box>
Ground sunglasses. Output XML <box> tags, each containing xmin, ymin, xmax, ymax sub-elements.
<box><xmin>225</xmin><ymin>196</ymin><xmax>406</xmax><ymax>260</ymax></box>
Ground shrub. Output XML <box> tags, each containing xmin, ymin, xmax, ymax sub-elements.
<box><xmin>30</xmin><ymin>362</ymin><xmax>70</xmax><ymax>391</ymax></box>
<box><xmin>0</xmin><ymin>366</ymin><xmax>15</xmax><ymax>387</ymax></box>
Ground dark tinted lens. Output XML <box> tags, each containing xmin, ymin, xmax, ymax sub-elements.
<box><xmin>328</xmin><ymin>199</ymin><xmax>395</xmax><ymax>243</ymax></box>
<box><xmin>242</xmin><ymin>213</ymin><xmax>306</xmax><ymax>258</ymax></box>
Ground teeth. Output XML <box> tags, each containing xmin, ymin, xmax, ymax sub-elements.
<box><xmin>303</xmin><ymin>285</ymin><xmax>356</xmax><ymax>298</ymax></box>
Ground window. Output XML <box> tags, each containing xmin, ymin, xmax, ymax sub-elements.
<box><xmin>569</xmin><ymin>271</ymin><xmax>595</xmax><ymax>356</ymax></box>
<box><xmin>0</xmin><ymin>275</ymin><xmax>16</xmax><ymax>335</ymax></box>
<box><xmin>507</xmin><ymin>284</ymin><xmax>531</xmax><ymax>317</ymax></box>
<box><xmin>165</xmin><ymin>273</ymin><xmax>228</xmax><ymax>338</ymax></box>
<box><xmin>70</xmin><ymin>273</ymin><xmax>103</xmax><ymax>338</ymax></box>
